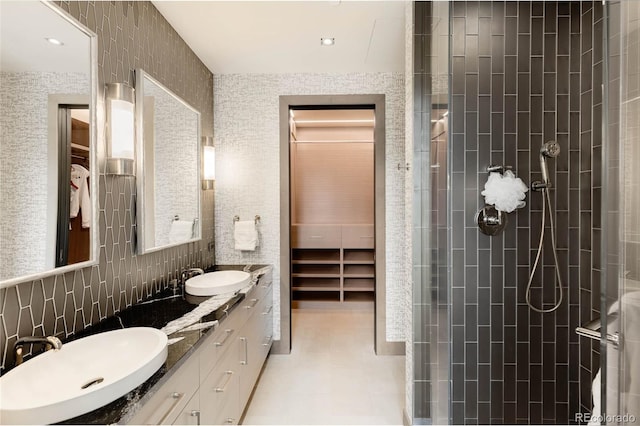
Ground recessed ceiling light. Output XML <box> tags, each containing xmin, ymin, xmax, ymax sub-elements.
<box><xmin>45</xmin><ymin>38</ymin><xmax>64</xmax><ymax>46</ymax></box>
<box><xmin>320</xmin><ymin>38</ymin><xmax>335</xmax><ymax>46</ymax></box>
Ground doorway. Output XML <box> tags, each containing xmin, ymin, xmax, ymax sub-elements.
<box><xmin>278</xmin><ymin>94</ymin><xmax>397</xmax><ymax>356</ymax></box>
<box><xmin>55</xmin><ymin>105</ymin><xmax>91</xmax><ymax>267</ymax></box>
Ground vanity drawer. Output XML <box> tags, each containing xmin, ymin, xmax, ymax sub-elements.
<box><xmin>200</xmin><ymin>310</ymin><xmax>244</xmax><ymax>378</ymax></box>
<box><xmin>292</xmin><ymin>225</ymin><xmax>341</xmax><ymax>248</ymax></box>
<box><xmin>341</xmin><ymin>224</ymin><xmax>374</xmax><ymax>248</ymax></box>
<box><xmin>200</xmin><ymin>344</ymin><xmax>241</xmax><ymax>425</ymax></box>
<box><xmin>127</xmin><ymin>355</ymin><xmax>199</xmax><ymax>425</ymax></box>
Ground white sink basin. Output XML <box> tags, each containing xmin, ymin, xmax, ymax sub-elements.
<box><xmin>185</xmin><ymin>270</ymin><xmax>251</xmax><ymax>296</ymax></box>
<box><xmin>0</xmin><ymin>327</ymin><xmax>167</xmax><ymax>424</ymax></box>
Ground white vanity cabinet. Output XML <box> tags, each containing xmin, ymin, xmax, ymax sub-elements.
<box><xmin>127</xmin><ymin>270</ymin><xmax>273</xmax><ymax>425</ymax></box>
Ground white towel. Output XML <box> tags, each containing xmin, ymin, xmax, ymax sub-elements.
<box><xmin>234</xmin><ymin>220</ymin><xmax>258</xmax><ymax>251</ymax></box>
<box><xmin>169</xmin><ymin>220</ymin><xmax>193</xmax><ymax>243</ymax></box>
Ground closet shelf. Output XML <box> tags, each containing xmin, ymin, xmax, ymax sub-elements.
<box><xmin>292</xmin><ymin>286</ymin><xmax>340</xmax><ymax>292</ymax></box>
<box><xmin>343</xmin><ymin>274</ymin><xmax>374</xmax><ymax>278</ymax></box>
<box><xmin>343</xmin><ymin>260</ymin><xmax>374</xmax><ymax>265</ymax></box>
<box><xmin>291</xmin><ymin>260</ymin><xmax>341</xmax><ymax>265</ymax></box>
<box><xmin>292</xmin><ymin>273</ymin><xmax>341</xmax><ymax>278</ymax></box>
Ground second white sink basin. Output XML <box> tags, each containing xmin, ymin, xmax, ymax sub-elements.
<box><xmin>185</xmin><ymin>270</ymin><xmax>251</xmax><ymax>296</ymax></box>
<box><xmin>0</xmin><ymin>327</ymin><xmax>167</xmax><ymax>424</ymax></box>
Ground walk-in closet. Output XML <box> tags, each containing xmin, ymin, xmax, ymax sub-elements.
<box><xmin>289</xmin><ymin>108</ymin><xmax>375</xmax><ymax>307</ymax></box>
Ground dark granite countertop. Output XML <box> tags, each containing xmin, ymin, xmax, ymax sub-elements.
<box><xmin>50</xmin><ymin>264</ymin><xmax>272</xmax><ymax>425</ymax></box>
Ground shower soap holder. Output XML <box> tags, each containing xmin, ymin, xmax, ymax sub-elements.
<box><xmin>475</xmin><ymin>205</ymin><xmax>507</xmax><ymax>236</ymax></box>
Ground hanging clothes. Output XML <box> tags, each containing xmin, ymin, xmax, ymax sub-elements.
<box><xmin>70</xmin><ymin>164</ymin><xmax>91</xmax><ymax>228</ymax></box>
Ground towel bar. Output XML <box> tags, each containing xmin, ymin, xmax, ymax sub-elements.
<box><xmin>233</xmin><ymin>215</ymin><xmax>260</xmax><ymax>224</ymax></box>
<box><xmin>575</xmin><ymin>313</ymin><xmax>619</xmax><ymax>347</ymax></box>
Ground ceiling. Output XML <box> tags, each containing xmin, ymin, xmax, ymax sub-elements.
<box><xmin>0</xmin><ymin>1</ymin><xmax>90</xmax><ymax>73</ymax></box>
<box><xmin>151</xmin><ymin>1</ymin><xmax>406</xmax><ymax>74</ymax></box>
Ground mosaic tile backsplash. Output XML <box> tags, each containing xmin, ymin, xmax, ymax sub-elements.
<box><xmin>213</xmin><ymin>72</ymin><xmax>407</xmax><ymax>342</ymax></box>
<box><xmin>0</xmin><ymin>1</ymin><xmax>214</xmax><ymax>370</ymax></box>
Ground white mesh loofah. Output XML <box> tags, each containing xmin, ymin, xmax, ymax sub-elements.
<box><xmin>481</xmin><ymin>170</ymin><xmax>529</xmax><ymax>213</ymax></box>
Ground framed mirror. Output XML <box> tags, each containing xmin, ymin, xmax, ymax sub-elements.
<box><xmin>0</xmin><ymin>1</ymin><xmax>97</xmax><ymax>288</ymax></box>
<box><xmin>135</xmin><ymin>69</ymin><xmax>201</xmax><ymax>254</ymax></box>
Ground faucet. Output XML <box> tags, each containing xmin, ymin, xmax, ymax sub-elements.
<box><xmin>181</xmin><ymin>267</ymin><xmax>204</xmax><ymax>285</ymax></box>
<box><xmin>14</xmin><ymin>336</ymin><xmax>63</xmax><ymax>366</ymax></box>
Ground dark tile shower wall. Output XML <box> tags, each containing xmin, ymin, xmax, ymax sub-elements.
<box><xmin>414</xmin><ymin>1</ymin><xmax>604</xmax><ymax>424</ymax></box>
<box><xmin>0</xmin><ymin>1</ymin><xmax>214</xmax><ymax>371</ymax></box>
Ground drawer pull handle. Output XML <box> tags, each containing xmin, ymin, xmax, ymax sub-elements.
<box><xmin>225</xmin><ymin>418</ymin><xmax>235</xmax><ymax>424</ymax></box>
<box><xmin>157</xmin><ymin>392</ymin><xmax>184</xmax><ymax>424</ymax></box>
<box><xmin>262</xmin><ymin>305</ymin><xmax>273</xmax><ymax>315</ymax></box>
<box><xmin>215</xmin><ymin>329</ymin><xmax>234</xmax><ymax>347</ymax></box>
<box><xmin>246</xmin><ymin>298</ymin><xmax>259</xmax><ymax>309</ymax></box>
<box><xmin>190</xmin><ymin>410</ymin><xmax>201</xmax><ymax>425</ymax></box>
<box><xmin>240</xmin><ymin>337</ymin><xmax>248</xmax><ymax>365</ymax></box>
<box><xmin>263</xmin><ymin>335</ymin><xmax>273</xmax><ymax>347</ymax></box>
<box><xmin>215</xmin><ymin>370</ymin><xmax>234</xmax><ymax>393</ymax></box>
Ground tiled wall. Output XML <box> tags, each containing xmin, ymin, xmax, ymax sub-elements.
<box><xmin>414</xmin><ymin>1</ymin><xmax>604</xmax><ymax>424</ymax></box>
<box><xmin>213</xmin><ymin>72</ymin><xmax>406</xmax><ymax>342</ymax></box>
<box><xmin>0</xmin><ymin>1</ymin><xmax>214</xmax><ymax>371</ymax></box>
<box><xmin>0</xmin><ymin>72</ymin><xmax>89</xmax><ymax>280</ymax></box>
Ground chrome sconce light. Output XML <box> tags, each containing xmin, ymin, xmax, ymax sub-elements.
<box><xmin>105</xmin><ymin>83</ymin><xmax>135</xmax><ymax>175</ymax></box>
<box><xmin>202</xmin><ymin>136</ymin><xmax>215</xmax><ymax>190</ymax></box>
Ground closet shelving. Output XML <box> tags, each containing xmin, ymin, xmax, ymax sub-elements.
<box><xmin>291</xmin><ymin>225</ymin><xmax>374</xmax><ymax>303</ymax></box>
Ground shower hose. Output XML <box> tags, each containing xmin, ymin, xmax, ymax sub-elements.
<box><xmin>526</xmin><ymin>186</ymin><xmax>564</xmax><ymax>313</ymax></box>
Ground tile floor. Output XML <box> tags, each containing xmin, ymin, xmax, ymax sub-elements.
<box><xmin>241</xmin><ymin>308</ymin><xmax>405</xmax><ymax>425</ymax></box>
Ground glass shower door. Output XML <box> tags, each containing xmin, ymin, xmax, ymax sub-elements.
<box><xmin>602</xmin><ymin>0</ymin><xmax>640</xmax><ymax>424</ymax></box>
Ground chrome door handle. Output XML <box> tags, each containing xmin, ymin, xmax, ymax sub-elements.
<box><xmin>240</xmin><ymin>337</ymin><xmax>248</xmax><ymax>365</ymax></box>
<box><xmin>262</xmin><ymin>305</ymin><xmax>273</xmax><ymax>315</ymax></box>
<box><xmin>157</xmin><ymin>392</ymin><xmax>184</xmax><ymax>424</ymax></box>
<box><xmin>215</xmin><ymin>370</ymin><xmax>234</xmax><ymax>393</ymax></box>
<box><xmin>215</xmin><ymin>329</ymin><xmax>234</xmax><ymax>347</ymax></box>
<box><xmin>190</xmin><ymin>410</ymin><xmax>201</xmax><ymax>425</ymax></box>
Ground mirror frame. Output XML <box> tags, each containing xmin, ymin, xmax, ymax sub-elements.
<box><xmin>135</xmin><ymin>68</ymin><xmax>202</xmax><ymax>255</ymax></box>
<box><xmin>0</xmin><ymin>1</ymin><xmax>98</xmax><ymax>289</ymax></box>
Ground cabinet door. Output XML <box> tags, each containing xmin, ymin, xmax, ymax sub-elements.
<box><xmin>172</xmin><ymin>391</ymin><xmax>200</xmax><ymax>425</ymax></box>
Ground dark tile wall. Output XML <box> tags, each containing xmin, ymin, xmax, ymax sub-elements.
<box><xmin>0</xmin><ymin>1</ymin><xmax>214</xmax><ymax>371</ymax></box>
<box><xmin>414</xmin><ymin>1</ymin><xmax>604</xmax><ymax>424</ymax></box>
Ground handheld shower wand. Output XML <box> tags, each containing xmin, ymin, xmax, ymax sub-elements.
<box><xmin>527</xmin><ymin>141</ymin><xmax>564</xmax><ymax>313</ymax></box>
<box><xmin>539</xmin><ymin>140</ymin><xmax>560</xmax><ymax>185</ymax></box>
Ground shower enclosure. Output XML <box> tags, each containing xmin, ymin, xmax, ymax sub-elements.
<box><xmin>411</xmin><ymin>1</ymin><xmax>639</xmax><ymax>424</ymax></box>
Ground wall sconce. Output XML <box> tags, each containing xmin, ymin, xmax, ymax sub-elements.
<box><xmin>105</xmin><ymin>83</ymin><xmax>135</xmax><ymax>175</ymax></box>
<box><xmin>202</xmin><ymin>136</ymin><xmax>215</xmax><ymax>190</ymax></box>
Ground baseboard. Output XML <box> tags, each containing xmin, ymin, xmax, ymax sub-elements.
<box><xmin>376</xmin><ymin>340</ymin><xmax>405</xmax><ymax>355</ymax></box>
<box><xmin>269</xmin><ymin>339</ymin><xmax>290</xmax><ymax>355</ymax></box>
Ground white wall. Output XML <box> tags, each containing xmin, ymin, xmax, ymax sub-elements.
<box><xmin>214</xmin><ymin>72</ymin><xmax>406</xmax><ymax>341</ymax></box>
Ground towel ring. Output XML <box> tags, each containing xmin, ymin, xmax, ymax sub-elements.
<box><xmin>233</xmin><ymin>215</ymin><xmax>261</xmax><ymax>224</ymax></box>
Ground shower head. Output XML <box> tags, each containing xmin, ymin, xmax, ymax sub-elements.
<box><xmin>539</xmin><ymin>141</ymin><xmax>560</xmax><ymax>185</ymax></box>
<box><xmin>541</xmin><ymin>140</ymin><xmax>560</xmax><ymax>158</ymax></box>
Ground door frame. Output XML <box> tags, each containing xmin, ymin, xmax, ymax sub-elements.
<box><xmin>275</xmin><ymin>94</ymin><xmax>401</xmax><ymax>355</ymax></box>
